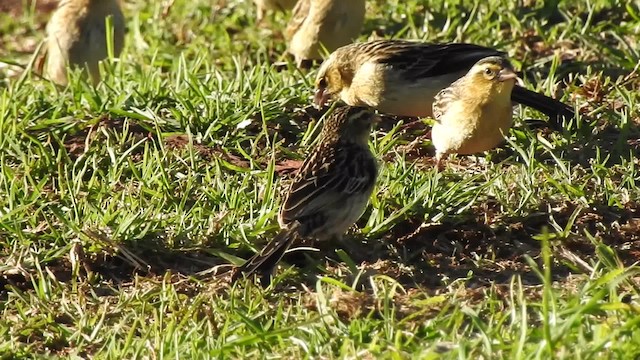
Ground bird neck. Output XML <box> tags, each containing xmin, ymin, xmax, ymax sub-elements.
<box><xmin>322</xmin><ymin>133</ymin><xmax>369</xmax><ymax>149</ymax></box>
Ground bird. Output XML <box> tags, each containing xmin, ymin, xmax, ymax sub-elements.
<box><xmin>431</xmin><ymin>56</ymin><xmax>517</xmax><ymax>165</ymax></box>
<box><xmin>233</xmin><ymin>106</ymin><xmax>379</xmax><ymax>285</ymax></box>
<box><xmin>285</xmin><ymin>0</ymin><xmax>366</xmax><ymax>67</ymax></box>
<box><xmin>253</xmin><ymin>0</ymin><xmax>297</xmax><ymax>23</ymax></box>
<box><xmin>313</xmin><ymin>39</ymin><xmax>574</xmax><ymax>128</ymax></box>
<box><xmin>42</xmin><ymin>0</ymin><xmax>125</xmax><ymax>86</ymax></box>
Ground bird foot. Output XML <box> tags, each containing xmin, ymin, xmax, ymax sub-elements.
<box><xmin>399</xmin><ymin>135</ymin><xmax>427</xmax><ymax>155</ymax></box>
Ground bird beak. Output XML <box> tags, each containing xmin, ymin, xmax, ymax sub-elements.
<box><xmin>497</xmin><ymin>68</ymin><xmax>518</xmax><ymax>82</ymax></box>
<box><xmin>313</xmin><ymin>88</ymin><xmax>330</xmax><ymax>109</ymax></box>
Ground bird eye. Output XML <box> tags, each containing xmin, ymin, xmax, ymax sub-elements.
<box><xmin>318</xmin><ymin>78</ymin><xmax>327</xmax><ymax>88</ymax></box>
<box><xmin>484</xmin><ymin>68</ymin><xmax>494</xmax><ymax>76</ymax></box>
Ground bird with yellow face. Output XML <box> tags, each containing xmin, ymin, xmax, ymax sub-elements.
<box><xmin>431</xmin><ymin>56</ymin><xmax>518</xmax><ymax>166</ymax></box>
<box><xmin>313</xmin><ymin>40</ymin><xmax>573</xmax><ymax>128</ymax></box>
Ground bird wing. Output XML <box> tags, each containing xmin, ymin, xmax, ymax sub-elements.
<box><xmin>432</xmin><ymin>77</ymin><xmax>465</xmax><ymax>120</ymax></box>
<box><xmin>232</xmin><ymin>142</ymin><xmax>377</xmax><ymax>285</ymax></box>
<box><xmin>280</xmin><ymin>142</ymin><xmax>377</xmax><ymax>227</ymax></box>
<box><xmin>367</xmin><ymin>40</ymin><xmax>506</xmax><ymax>80</ymax></box>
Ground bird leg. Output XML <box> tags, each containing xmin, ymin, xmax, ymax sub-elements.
<box><xmin>435</xmin><ymin>152</ymin><xmax>446</xmax><ymax>172</ymax></box>
<box><xmin>398</xmin><ymin>133</ymin><xmax>430</xmax><ymax>156</ymax></box>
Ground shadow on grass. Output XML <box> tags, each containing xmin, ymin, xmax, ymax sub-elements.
<box><xmin>0</xmin><ymin>234</ymin><xmax>227</xmax><ymax>298</ymax></box>
<box><xmin>4</xmin><ymin>96</ymin><xmax>638</xmax><ymax>297</ymax></box>
<box><xmin>264</xmin><ymin>198</ymin><xmax>640</xmax><ymax>291</ymax></box>
<box><xmin>2</xmin><ymin>198</ymin><xmax>638</xmax><ymax>299</ymax></box>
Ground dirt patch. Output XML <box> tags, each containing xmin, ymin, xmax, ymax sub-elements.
<box><xmin>244</xmin><ymin>198</ymin><xmax>640</xmax><ymax>292</ymax></box>
<box><xmin>375</xmin><ymin>200</ymin><xmax>640</xmax><ymax>286</ymax></box>
<box><xmin>164</xmin><ymin>134</ymin><xmax>219</xmax><ymax>161</ymax></box>
<box><xmin>56</xmin><ymin>115</ymin><xmax>153</xmax><ymax>159</ymax></box>
<box><xmin>164</xmin><ymin>134</ymin><xmax>304</xmax><ymax>175</ymax></box>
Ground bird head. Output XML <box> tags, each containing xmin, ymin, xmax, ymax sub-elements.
<box><xmin>467</xmin><ymin>56</ymin><xmax>518</xmax><ymax>97</ymax></box>
<box><xmin>322</xmin><ymin>106</ymin><xmax>378</xmax><ymax>145</ymax></box>
<box><xmin>314</xmin><ymin>49</ymin><xmax>354</xmax><ymax>108</ymax></box>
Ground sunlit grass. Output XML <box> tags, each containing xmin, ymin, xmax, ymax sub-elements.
<box><xmin>0</xmin><ymin>0</ymin><xmax>639</xmax><ymax>358</ymax></box>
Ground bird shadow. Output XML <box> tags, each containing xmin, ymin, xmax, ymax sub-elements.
<box><xmin>266</xmin><ymin>197</ymin><xmax>640</xmax><ymax>291</ymax></box>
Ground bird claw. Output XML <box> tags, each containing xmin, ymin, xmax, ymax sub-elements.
<box><xmin>399</xmin><ymin>135</ymin><xmax>426</xmax><ymax>154</ymax></box>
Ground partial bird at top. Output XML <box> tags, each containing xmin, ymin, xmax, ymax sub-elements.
<box><xmin>286</xmin><ymin>0</ymin><xmax>366</xmax><ymax>67</ymax></box>
<box><xmin>42</xmin><ymin>0</ymin><xmax>125</xmax><ymax>86</ymax></box>
<box><xmin>253</xmin><ymin>0</ymin><xmax>297</xmax><ymax>23</ymax></box>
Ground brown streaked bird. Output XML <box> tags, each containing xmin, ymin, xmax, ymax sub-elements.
<box><xmin>253</xmin><ymin>0</ymin><xmax>297</xmax><ymax>23</ymax></box>
<box><xmin>43</xmin><ymin>0</ymin><xmax>125</xmax><ymax>86</ymax></box>
<box><xmin>313</xmin><ymin>39</ymin><xmax>574</xmax><ymax>129</ymax></box>
<box><xmin>233</xmin><ymin>106</ymin><xmax>379</xmax><ymax>286</ymax></box>
<box><xmin>431</xmin><ymin>56</ymin><xmax>518</xmax><ymax>165</ymax></box>
<box><xmin>285</xmin><ymin>0</ymin><xmax>365</xmax><ymax>67</ymax></box>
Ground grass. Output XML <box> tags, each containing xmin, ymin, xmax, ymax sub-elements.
<box><xmin>1</xmin><ymin>0</ymin><xmax>640</xmax><ymax>358</ymax></box>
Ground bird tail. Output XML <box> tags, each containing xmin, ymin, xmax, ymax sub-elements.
<box><xmin>511</xmin><ymin>85</ymin><xmax>575</xmax><ymax>130</ymax></box>
<box><xmin>232</xmin><ymin>222</ymin><xmax>301</xmax><ymax>285</ymax></box>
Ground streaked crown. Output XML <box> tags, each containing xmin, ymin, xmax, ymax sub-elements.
<box><xmin>321</xmin><ymin>106</ymin><xmax>378</xmax><ymax>143</ymax></box>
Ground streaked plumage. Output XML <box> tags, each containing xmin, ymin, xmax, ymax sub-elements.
<box><xmin>233</xmin><ymin>106</ymin><xmax>379</xmax><ymax>285</ymax></box>
<box><xmin>286</xmin><ymin>0</ymin><xmax>365</xmax><ymax>66</ymax></box>
<box><xmin>431</xmin><ymin>56</ymin><xmax>517</xmax><ymax>163</ymax></box>
<box><xmin>314</xmin><ymin>40</ymin><xmax>573</xmax><ymax>128</ymax></box>
<box><xmin>43</xmin><ymin>0</ymin><xmax>125</xmax><ymax>86</ymax></box>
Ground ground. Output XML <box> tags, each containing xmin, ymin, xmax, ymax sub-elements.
<box><xmin>1</xmin><ymin>0</ymin><xmax>640</xmax><ymax>358</ymax></box>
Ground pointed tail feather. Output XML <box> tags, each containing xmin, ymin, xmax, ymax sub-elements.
<box><xmin>511</xmin><ymin>85</ymin><xmax>575</xmax><ymax>131</ymax></box>
<box><xmin>232</xmin><ymin>223</ymin><xmax>301</xmax><ymax>285</ymax></box>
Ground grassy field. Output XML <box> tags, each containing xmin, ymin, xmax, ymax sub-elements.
<box><xmin>1</xmin><ymin>0</ymin><xmax>640</xmax><ymax>358</ymax></box>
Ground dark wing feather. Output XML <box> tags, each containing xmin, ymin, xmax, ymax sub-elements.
<box><xmin>432</xmin><ymin>78</ymin><xmax>464</xmax><ymax>120</ymax></box>
<box><xmin>280</xmin><ymin>142</ymin><xmax>376</xmax><ymax>227</ymax></box>
<box><xmin>511</xmin><ymin>85</ymin><xmax>575</xmax><ymax>130</ymax></box>
<box><xmin>367</xmin><ymin>40</ymin><xmax>505</xmax><ymax>80</ymax></box>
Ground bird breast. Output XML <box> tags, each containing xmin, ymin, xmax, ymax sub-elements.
<box><xmin>432</xmin><ymin>100</ymin><xmax>513</xmax><ymax>155</ymax></box>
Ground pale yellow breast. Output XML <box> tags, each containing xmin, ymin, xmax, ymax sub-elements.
<box><xmin>432</xmin><ymin>100</ymin><xmax>513</xmax><ymax>156</ymax></box>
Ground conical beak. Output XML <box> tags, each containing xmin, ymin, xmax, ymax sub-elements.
<box><xmin>497</xmin><ymin>68</ymin><xmax>518</xmax><ymax>82</ymax></box>
<box><xmin>313</xmin><ymin>88</ymin><xmax>330</xmax><ymax>109</ymax></box>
